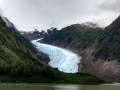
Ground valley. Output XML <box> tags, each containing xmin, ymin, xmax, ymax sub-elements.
<box><xmin>0</xmin><ymin>15</ymin><xmax>103</xmax><ymax>84</ymax></box>
<box><xmin>1</xmin><ymin>0</ymin><xmax>120</xmax><ymax>89</ymax></box>
<box><xmin>32</xmin><ymin>39</ymin><xmax>81</xmax><ymax>73</ymax></box>
<box><xmin>40</xmin><ymin>16</ymin><xmax>120</xmax><ymax>82</ymax></box>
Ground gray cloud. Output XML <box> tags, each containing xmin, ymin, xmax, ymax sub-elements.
<box><xmin>0</xmin><ymin>7</ymin><xmax>3</xmax><ymax>16</ymax></box>
<box><xmin>98</xmin><ymin>0</ymin><xmax>120</xmax><ymax>12</ymax></box>
<box><xmin>0</xmin><ymin>0</ymin><xmax>119</xmax><ymax>31</ymax></box>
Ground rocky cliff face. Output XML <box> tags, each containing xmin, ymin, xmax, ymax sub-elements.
<box><xmin>41</xmin><ymin>19</ymin><xmax>120</xmax><ymax>82</ymax></box>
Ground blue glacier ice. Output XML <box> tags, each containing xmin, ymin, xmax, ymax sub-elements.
<box><xmin>32</xmin><ymin>39</ymin><xmax>82</xmax><ymax>73</ymax></box>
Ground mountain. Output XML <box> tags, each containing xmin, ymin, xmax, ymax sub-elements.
<box><xmin>95</xmin><ymin>16</ymin><xmax>120</xmax><ymax>61</ymax></box>
<box><xmin>41</xmin><ymin>19</ymin><xmax>120</xmax><ymax>82</ymax></box>
<box><xmin>21</xmin><ymin>27</ymin><xmax>58</xmax><ymax>40</ymax></box>
<box><xmin>3</xmin><ymin>17</ymin><xmax>19</xmax><ymax>33</ymax></box>
<box><xmin>2</xmin><ymin>17</ymin><xmax>50</xmax><ymax>63</ymax></box>
<box><xmin>0</xmin><ymin>16</ymin><xmax>103</xmax><ymax>84</ymax></box>
<box><xmin>41</xmin><ymin>23</ymin><xmax>102</xmax><ymax>50</ymax></box>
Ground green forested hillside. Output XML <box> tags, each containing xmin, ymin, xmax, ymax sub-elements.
<box><xmin>42</xmin><ymin>24</ymin><xmax>100</xmax><ymax>50</ymax></box>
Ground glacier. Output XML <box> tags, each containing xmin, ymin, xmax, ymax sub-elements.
<box><xmin>32</xmin><ymin>39</ymin><xmax>82</xmax><ymax>73</ymax></box>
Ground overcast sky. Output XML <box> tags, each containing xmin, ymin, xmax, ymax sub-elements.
<box><xmin>0</xmin><ymin>0</ymin><xmax>120</xmax><ymax>31</ymax></box>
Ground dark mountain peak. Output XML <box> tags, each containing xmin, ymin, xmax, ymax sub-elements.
<box><xmin>0</xmin><ymin>15</ymin><xmax>6</xmax><ymax>25</ymax></box>
<box><xmin>70</xmin><ymin>22</ymin><xmax>98</xmax><ymax>28</ymax></box>
<box><xmin>0</xmin><ymin>15</ymin><xmax>2</xmax><ymax>20</ymax></box>
<box><xmin>3</xmin><ymin>17</ymin><xmax>19</xmax><ymax>33</ymax></box>
<box><xmin>3</xmin><ymin>17</ymin><xmax>14</xmax><ymax>27</ymax></box>
<box><xmin>116</xmin><ymin>15</ymin><xmax>120</xmax><ymax>20</ymax></box>
<box><xmin>61</xmin><ymin>23</ymin><xmax>102</xmax><ymax>32</ymax></box>
<box><xmin>111</xmin><ymin>15</ymin><xmax>120</xmax><ymax>26</ymax></box>
<box><xmin>105</xmin><ymin>15</ymin><xmax>120</xmax><ymax>31</ymax></box>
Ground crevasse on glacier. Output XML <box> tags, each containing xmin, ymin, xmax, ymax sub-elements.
<box><xmin>32</xmin><ymin>39</ymin><xmax>82</xmax><ymax>73</ymax></box>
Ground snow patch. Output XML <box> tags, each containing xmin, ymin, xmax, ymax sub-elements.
<box><xmin>32</xmin><ymin>40</ymin><xmax>82</xmax><ymax>73</ymax></box>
